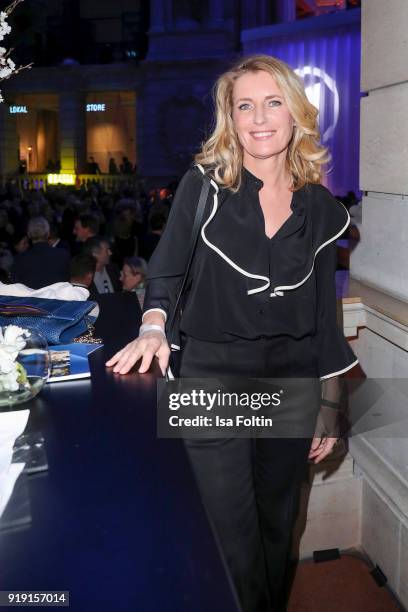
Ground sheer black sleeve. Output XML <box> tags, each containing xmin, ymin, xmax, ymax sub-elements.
<box><xmin>314</xmin><ymin>240</ymin><xmax>358</xmax><ymax>438</ymax></box>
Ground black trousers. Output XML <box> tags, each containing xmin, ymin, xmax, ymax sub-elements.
<box><xmin>179</xmin><ymin>334</ymin><xmax>317</xmax><ymax>612</ymax></box>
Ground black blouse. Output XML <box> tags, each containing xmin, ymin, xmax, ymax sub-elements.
<box><xmin>143</xmin><ymin>164</ymin><xmax>359</xmax><ymax>381</ymax></box>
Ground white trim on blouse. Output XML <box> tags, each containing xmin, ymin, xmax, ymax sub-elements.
<box><xmin>195</xmin><ymin>164</ymin><xmax>351</xmax><ymax>299</ymax></box>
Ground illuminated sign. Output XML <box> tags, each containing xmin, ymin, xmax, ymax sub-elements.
<box><xmin>47</xmin><ymin>174</ymin><xmax>76</xmax><ymax>185</ymax></box>
<box><xmin>86</xmin><ymin>103</ymin><xmax>106</xmax><ymax>112</ymax></box>
<box><xmin>10</xmin><ymin>105</ymin><xmax>28</xmax><ymax>114</ymax></box>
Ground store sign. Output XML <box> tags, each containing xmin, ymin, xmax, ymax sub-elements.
<box><xmin>10</xmin><ymin>105</ymin><xmax>28</xmax><ymax>114</ymax></box>
<box><xmin>10</xmin><ymin>103</ymin><xmax>107</xmax><ymax>114</ymax></box>
<box><xmin>86</xmin><ymin>103</ymin><xmax>106</xmax><ymax>112</ymax></box>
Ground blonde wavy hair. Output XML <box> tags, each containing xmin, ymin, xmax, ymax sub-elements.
<box><xmin>194</xmin><ymin>54</ymin><xmax>330</xmax><ymax>192</ymax></box>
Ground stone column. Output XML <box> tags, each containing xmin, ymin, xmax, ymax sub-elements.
<box><xmin>276</xmin><ymin>0</ymin><xmax>296</xmax><ymax>23</ymax></box>
<box><xmin>149</xmin><ymin>0</ymin><xmax>165</xmax><ymax>32</ymax></box>
<box><xmin>0</xmin><ymin>104</ymin><xmax>19</xmax><ymax>179</ymax></box>
<box><xmin>241</xmin><ymin>0</ymin><xmax>257</xmax><ymax>29</ymax></box>
<box><xmin>207</xmin><ymin>0</ymin><xmax>224</xmax><ymax>28</ymax></box>
<box><xmin>352</xmin><ymin>0</ymin><xmax>408</xmax><ymax>300</ymax></box>
<box><xmin>172</xmin><ymin>0</ymin><xmax>200</xmax><ymax>30</ymax></box>
<box><xmin>58</xmin><ymin>91</ymin><xmax>86</xmax><ymax>174</ymax></box>
<box><xmin>163</xmin><ymin>0</ymin><xmax>173</xmax><ymax>29</ymax></box>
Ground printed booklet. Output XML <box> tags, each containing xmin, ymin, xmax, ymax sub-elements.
<box><xmin>48</xmin><ymin>343</ymin><xmax>103</xmax><ymax>383</ymax></box>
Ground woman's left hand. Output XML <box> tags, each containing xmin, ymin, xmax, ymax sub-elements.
<box><xmin>308</xmin><ymin>436</ymin><xmax>339</xmax><ymax>464</ymax></box>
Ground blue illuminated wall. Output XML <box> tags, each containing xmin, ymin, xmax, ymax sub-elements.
<box><xmin>242</xmin><ymin>9</ymin><xmax>361</xmax><ymax>197</ymax></box>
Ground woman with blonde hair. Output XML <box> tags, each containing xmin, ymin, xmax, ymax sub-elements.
<box><xmin>107</xmin><ymin>54</ymin><xmax>358</xmax><ymax>611</ymax></box>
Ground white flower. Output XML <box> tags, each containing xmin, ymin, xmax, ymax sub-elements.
<box><xmin>0</xmin><ymin>22</ymin><xmax>11</xmax><ymax>42</ymax></box>
<box><xmin>0</xmin><ymin>67</ymin><xmax>12</xmax><ymax>79</ymax></box>
<box><xmin>0</xmin><ymin>325</ymin><xmax>28</xmax><ymax>364</ymax></box>
<box><xmin>0</xmin><ymin>1</ymin><xmax>31</xmax><ymax>98</ymax></box>
<box><xmin>0</xmin><ymin>325</ymin><xmax>29</xmax><ymax>391</ymax></box>
<box><xmin>1</xmin><ymin>324</ymin><xmax>28</xmax><ymax>345</ymax></box>
<box><xmin>0</xmin><ymin>369</ymin><xmax>20</xmax><ymax>391</ymax></box>
<box><xmin>0</xmin><ymin>349</ymin><xmax>17</xmax><ymax>374</ymax></box>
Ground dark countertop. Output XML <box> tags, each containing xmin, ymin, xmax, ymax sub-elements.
<box><xmin>0</xmin><ymin>295</ymin><xmax>238</xmax><ymax>612</ymax></box>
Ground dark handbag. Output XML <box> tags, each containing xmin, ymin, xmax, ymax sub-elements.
<box><xmin>0</xmin><ymin>296</ymin><xmax>98</xmax><ymax>345</ymax></box>
<box><xmin>165</xmin><ymin>172</ymin><xmax>211</xmax><ymax>380</ymax></box>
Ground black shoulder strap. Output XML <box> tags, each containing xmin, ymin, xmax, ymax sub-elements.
<box><xmin>166</xmin><ymin>171</ymin><xmax>211</xmax><ymax>345</ymax></box>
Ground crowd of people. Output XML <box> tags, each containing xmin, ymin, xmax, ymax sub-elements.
<box><xmin>0</xmin><ymin>177</ymin><xmax>175</xmax><ymax>308</ymax></box>
<box><xmin>0</xmin><ymin>175</ymin><xmax>359</xmax><ymax>305</ymax></box>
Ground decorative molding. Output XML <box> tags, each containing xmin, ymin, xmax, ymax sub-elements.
<box><xmin>342</xmin><ymin>300</ymin><xmax>366</xmax><ymax>337</ymax></box>
<box><xmin>342</xmin><ymin>297</ymin><xmax>408</xmax><ymax>351</ymax></box>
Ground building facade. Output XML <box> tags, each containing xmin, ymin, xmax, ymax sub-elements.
<box><xmin>0</xmin><ymin>0</ymin><xmax>361</xmax><ymax>191</ymax></box>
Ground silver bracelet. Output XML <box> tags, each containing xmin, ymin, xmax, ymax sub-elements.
<box><xmin>139</xmin><ymin>324</ymin><xmax>166</xmax><ymax>338</ymax></box>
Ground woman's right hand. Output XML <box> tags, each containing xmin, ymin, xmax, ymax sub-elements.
<box><xmin>105</xmin><ymin>331</ymin><xmax>170</xmax><ymax>375</ymax></box>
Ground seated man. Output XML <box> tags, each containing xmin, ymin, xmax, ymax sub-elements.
<box><xmin>83</xmin><ymin>236</ymin><xmax>120</xmax><ymax>294</ymax></box>
<box><xmin>11</xmin><ymin>217</ymin><xmax>70</xmax><ymax>289</ymax></box>
<box><xmin>69</xmin><ymin>253</ymin><xmax>98</xmax><ymax>300</ymax></box>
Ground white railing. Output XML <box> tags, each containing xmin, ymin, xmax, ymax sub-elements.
<box><xmin>11</xmin><ymin>173</ymin><xmax>140</xmax><ymax>191</ymax></box>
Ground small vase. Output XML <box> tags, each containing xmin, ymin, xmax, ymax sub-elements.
<box><xmin>0</xmin><ymin>327</ymin><xmax>50</xmax><ymax>408</ymax></box>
